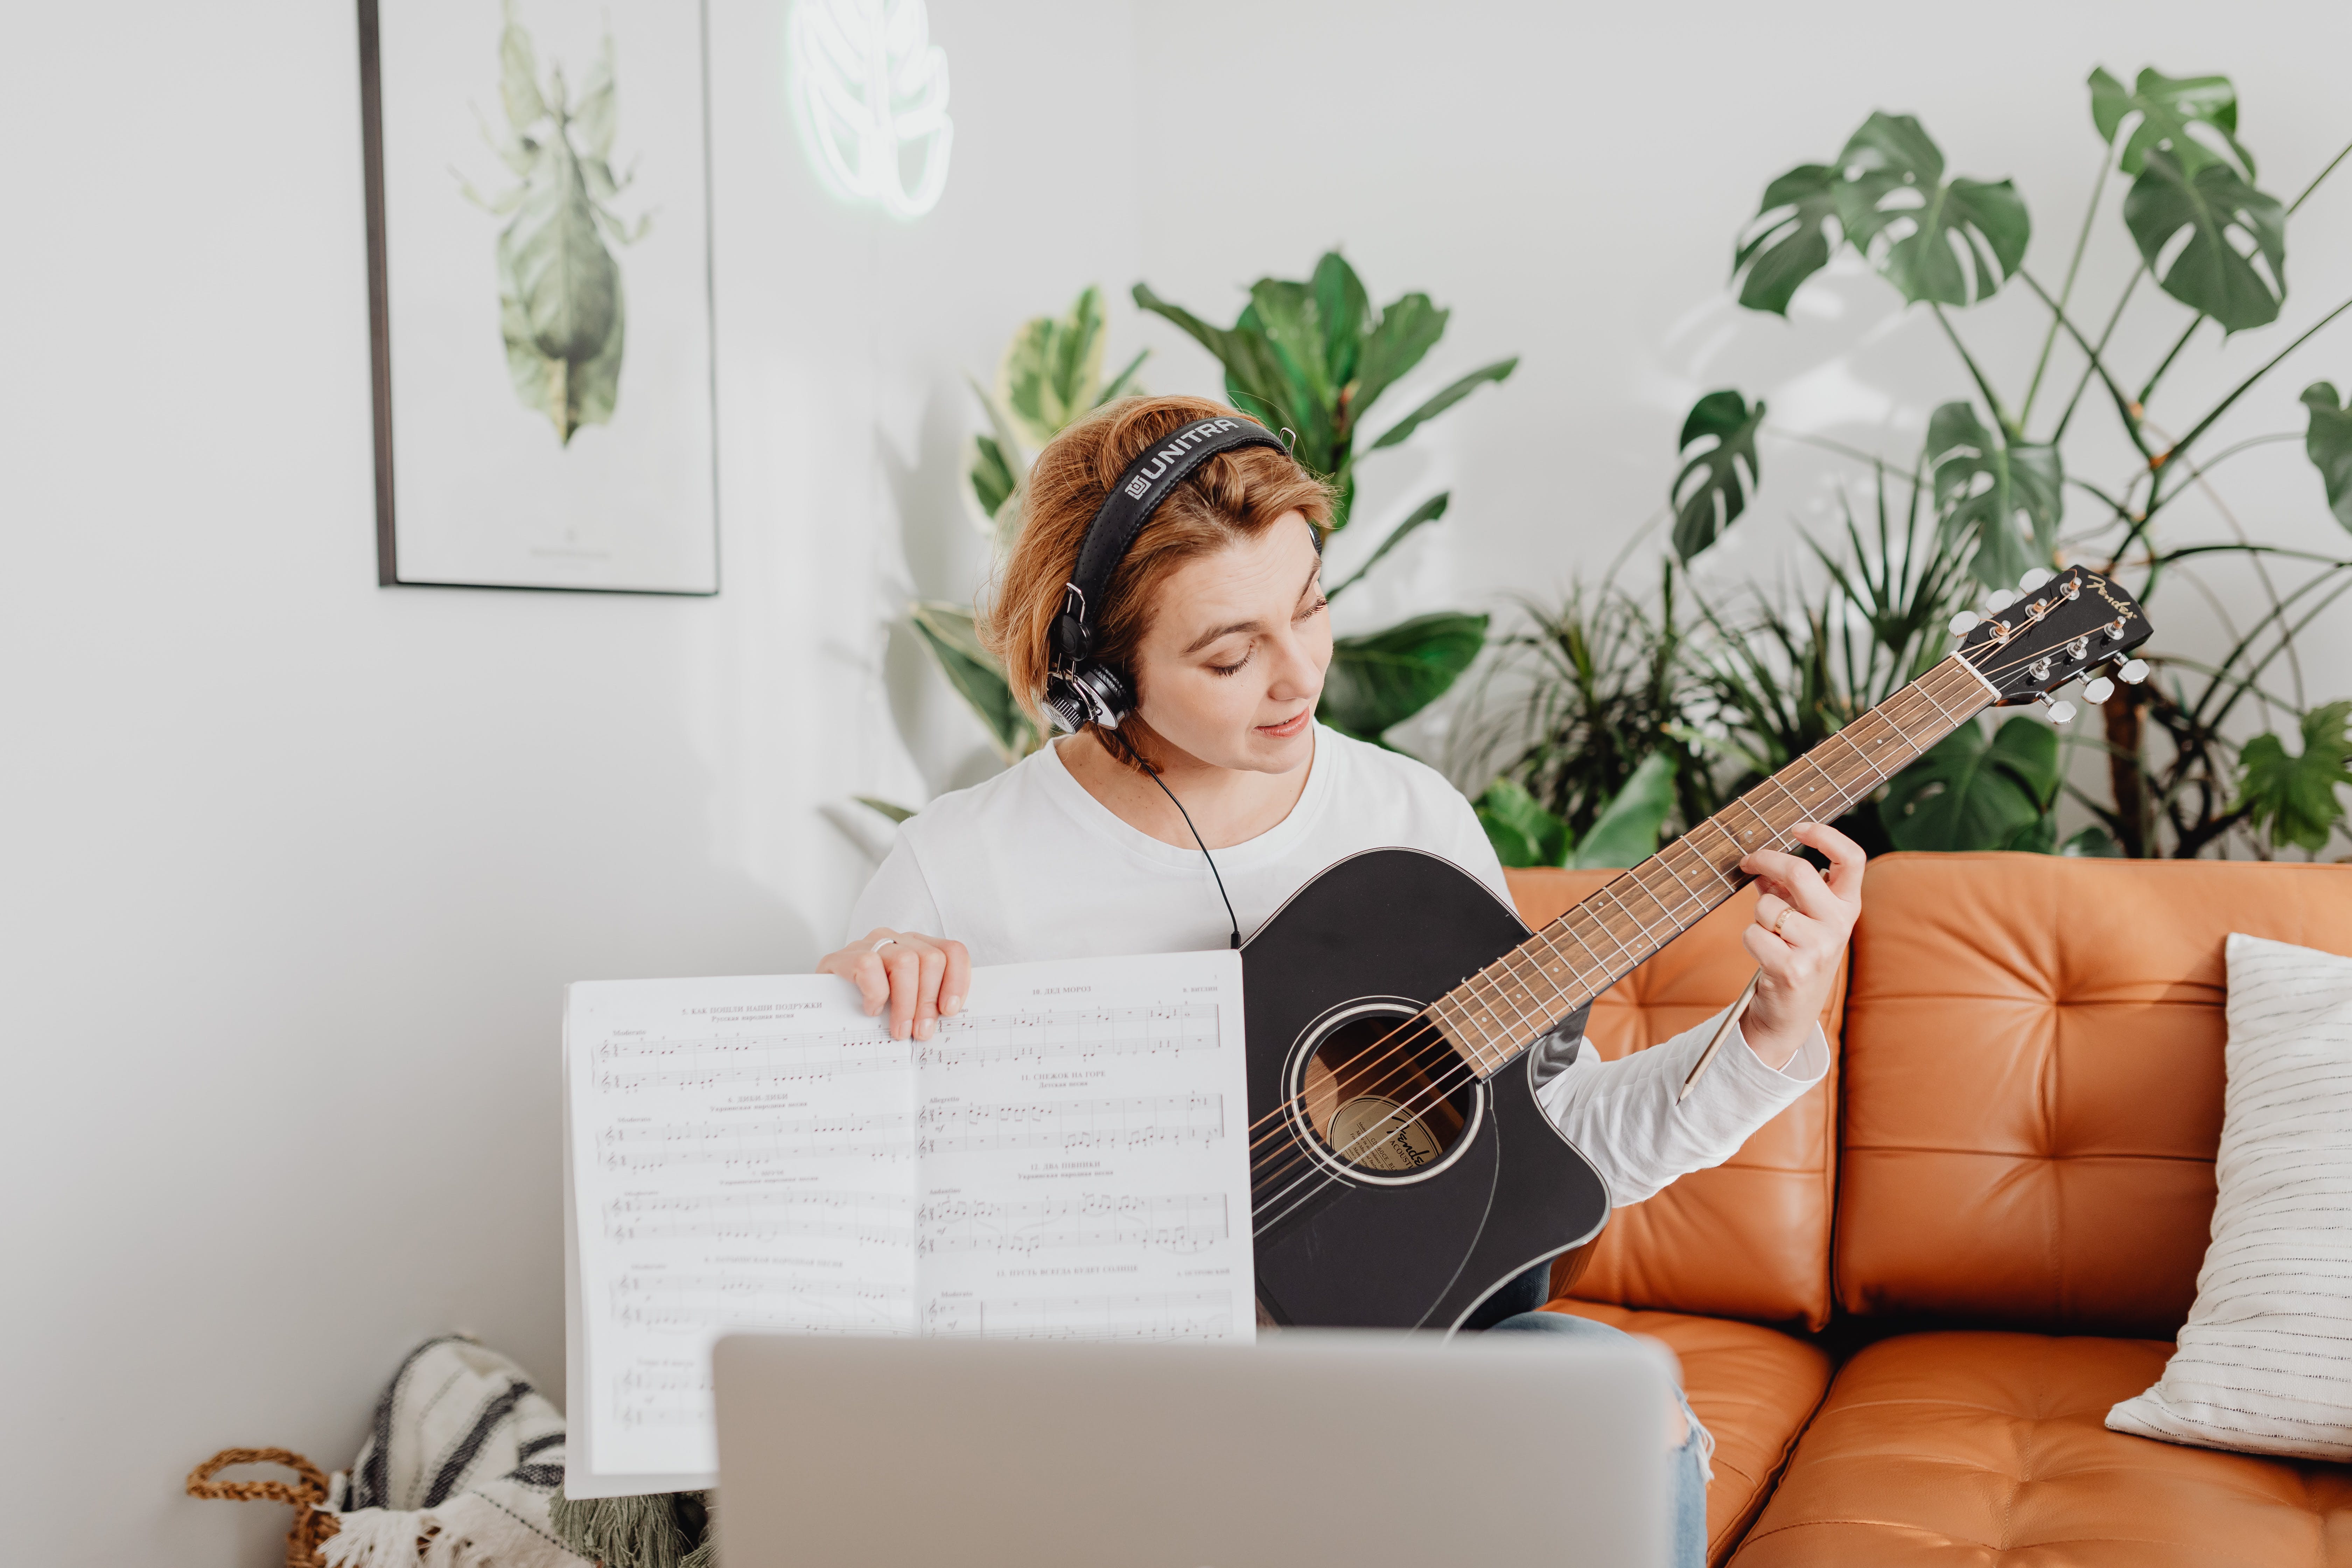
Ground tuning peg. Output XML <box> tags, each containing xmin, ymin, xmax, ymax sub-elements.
<box><xmin>2081</xmin><ymin>676</ymin><xmax>2115</xmax><ymax>705</ymax></box>
<box><xmin>2118</xmin><ymin>658</ymin><xmax>2149</xmax><ymax>684</ymax></box>
<box><xmin>2045</xmin><ymin>699</ymin><xmax>2077</xmax><ymax>724</ymax></box>
<box><xmin>2019</xmin><ymin>567</ymin><xmax>2053</xmax><ymax>590</ymax></box>
<box><xmin>1949</xmin><ymin>610</ymin><xmax>1981</xmax><ymax>635</ymax></box>
<box><xmin>1986</xmin><ymin>588</ymin><xmax>2017</xmax><ymax>611</ymax></box>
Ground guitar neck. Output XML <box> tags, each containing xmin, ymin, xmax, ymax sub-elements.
<box><xmin>1433</xmin><ymin>653</ymin><xmax>1998</xmax><ymax>1075</ymax></box>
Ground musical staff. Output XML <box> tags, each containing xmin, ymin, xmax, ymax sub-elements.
<box><xmin>598</xmin><ymin>1112</ymin><xmax>911</xmax><ymax>1171</ymax></box>
<box><xmin>915</xmin><ymin>1192</ymin><xmax>1227</xmax><ymax>1255</ymax></box>
<box><xmin>604</xmin><ymin>1188</ymin><xmax>912</xmax><ymax>1246</ymax></box>
<box><xmin>922</xmin><ymin>1290</ymin><xmax>1234</xmax><ymax>1341</ymax></box>
<box><xmin>916</xmin><ymin>1093</ymin><xmax>1225</xmax><ymax>1154</ymax></box>
<box><xmin>595</xmin><ymin>1029</ymin><xmax>909</xmax><ymax>1094</ymax></box>
<box><xmin>611</xmin><ymin>1270</ymin><xmax>905</xmax><ymax>1334</ymax></box>
<box><xmin>918</xmin><ymin>1002</ymin><xmax>1218</xmax><ymax>1069</ymax></box>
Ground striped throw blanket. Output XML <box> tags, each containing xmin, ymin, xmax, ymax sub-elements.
<box><xmin>320</xmin><ymin>1337</ymin><xmax>588</xmax><ymax>1568</ymax></box>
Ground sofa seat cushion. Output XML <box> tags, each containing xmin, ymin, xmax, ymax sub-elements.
<box><xmin>1543</xmin><ymin>1300</ymin><xmax>1832</xmax><ymax>1567</ymax></box>
<box><xmin>1731</xmin><ymin>1330</ymin><xmax>2352</xmax><ymax>1566</ymax></box>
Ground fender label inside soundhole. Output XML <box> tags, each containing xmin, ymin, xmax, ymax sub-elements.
<box><xmin>1328</xmin><ymin>1095</ymin><xmax>1444</xmax><ymax>1172</ymax></box>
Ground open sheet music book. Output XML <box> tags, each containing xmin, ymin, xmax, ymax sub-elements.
<box><xmin>562</xmin><ymin>949</ymin><xmax>1255</xmax><ymax>1497</ymax></box>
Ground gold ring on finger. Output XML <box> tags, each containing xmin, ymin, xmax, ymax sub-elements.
<box><xmin>1770</xmin><ymin>909</ymin><xmax>1793</xmax><ymax>941</ymax></box>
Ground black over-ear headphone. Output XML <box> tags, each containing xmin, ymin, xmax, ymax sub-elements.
<box><xmin>1041</xmin><ymin>414</ymin><xmax>1298</xmax><ymax>734</ymax></box>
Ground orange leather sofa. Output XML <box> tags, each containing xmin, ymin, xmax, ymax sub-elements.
<box><xmin>1505</xmin><ymin>853</ymin><xmax>2352</xmax><ymax>1567</ymax></box>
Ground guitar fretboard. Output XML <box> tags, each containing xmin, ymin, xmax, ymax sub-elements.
<box><xmin>1432</xmin><ymin>654</ymin><xmax>1998</xmax><ymax>1074</ymax></box>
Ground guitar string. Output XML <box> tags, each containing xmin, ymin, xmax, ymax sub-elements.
<box><xmin>1242</xmin><ymin>644</ymin><xmax>2064</xmax><ymax>1223</ymax></box>
<box><xmin>1245</xmin><ymin>633</ymin><xmax>2098</xmax><ymax>1234</ymax></box>
<box><xmin>1239</xmin><ymin>673</ymin><xmax>1952</xmax><ymax>1184</ymax></box>
<box><xmin>1241</xmin><ymin>676</ymin><xmax>1949</xmax><ymax>1204</ymax></box>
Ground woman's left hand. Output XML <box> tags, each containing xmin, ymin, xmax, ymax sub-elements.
<box><xmin>1736</xmin><ymin>821</ymin><xmax>1865</xmax><ymax>1069</ymax></box>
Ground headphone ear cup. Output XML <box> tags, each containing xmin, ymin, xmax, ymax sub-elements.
<box><xmin>1084</xmin><ymin>663</ymin><xmax>1135</xmax><ymax>728</ymax></box>
<box><xmin>1041</xmin><ymin>663</ymin><xmax>1133</xmax><ymax>734</ymax></box>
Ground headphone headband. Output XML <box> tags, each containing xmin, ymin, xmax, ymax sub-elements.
<box><xmin>1050</xmin><ymin>415</ymin><xmax>1292</xmax><ymax>667</ymax></box>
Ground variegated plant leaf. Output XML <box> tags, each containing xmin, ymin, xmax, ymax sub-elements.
<box><xmin>998</xmin><ymin>286</ymin><xmax>1107</xmax><ymax>448</ymax></box>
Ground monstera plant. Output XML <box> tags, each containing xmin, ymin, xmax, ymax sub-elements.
<box><xmin>1665</xmin><ymin>67</ymin><xmax>2352</xmax><ymax>860</ymax></box>
<box><xmin>1134</xmin><ymin>253</ymin><xmax>1518</xmax><ymax>746</ymax></box>
<box><xmin>463</xmin><ymin>0</ymin><xmax>650</xmax><ymax>445</ymax></box>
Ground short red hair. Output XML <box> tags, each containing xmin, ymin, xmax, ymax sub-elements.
<box><xmin>980</xmin><ymin>394</ymin><xmax>1334</xmax><ymax>745</ymax></box>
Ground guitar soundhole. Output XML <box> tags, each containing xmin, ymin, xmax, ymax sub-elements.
<box><xmin>1293</xmin><ymin>1004</ymin><xmax>1478</xmax><ymax>1182</ymax></box>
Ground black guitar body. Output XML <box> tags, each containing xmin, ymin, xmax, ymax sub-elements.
<box><xmin>1241</xmin><ymin>848</ymin><xmax>1611</xmax><ymax>1333</ymax></box>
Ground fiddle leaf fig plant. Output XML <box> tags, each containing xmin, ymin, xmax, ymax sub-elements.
<box><xmin>1135</xmin><ymin>251</ymin><xmax>1518</xmax><ymax>742</ymax></box>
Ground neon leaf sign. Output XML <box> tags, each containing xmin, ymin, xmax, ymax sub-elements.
<box><xmin>789</xmin><ymin>0</ymin><xmax>954</xmax><ymax>220</ymax></box>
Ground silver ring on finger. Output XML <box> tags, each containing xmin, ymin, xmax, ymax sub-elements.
<box><xmin>870</xmin><ymin>936</ymin><xmax>899</xmax><ymax>954</ymax></box>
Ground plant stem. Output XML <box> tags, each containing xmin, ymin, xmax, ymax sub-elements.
<box><xmin>2289</xmin><ymin>137</ymin><xmax>2352</xmax><ymax>216</ymax></box>
<box><xmin>2022</xmin><ymin>271</ymin><xmax>2156</xmax><ymax>462</ymax></box>
<box><xmin>2138</xmin><ymin>316</ymin><xmax>2203</xmax><ymax>406</ymax></box>
<box><xmin>2052</xmin><ymin>266</ymin><xmax>2144</xmax><ymax>444</ymax></box>
<box><xmin>1766</xmin><ymin>427</ymin><xmax>1925</xmax><ymax>485</ymax></box>
<box><xmin>2021</xmin><ymin>146</ymin><xmax>2116</xmax><ymax>428</ymax></box>
<box><xmin>1931</xmin><ymin>303</ymin><xmax>2014</xmax><ymax>436</ymax></box>
<box><xmin>2153</xmin><ymin>291</ymin><xmax>2352</xmax><ymax>480</ymax></box>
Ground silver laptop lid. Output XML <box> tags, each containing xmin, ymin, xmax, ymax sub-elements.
<box><xmin>714</xmin><ymin>1329</ymin><xmax>1670</xmax><ymax>1568</ymax></box>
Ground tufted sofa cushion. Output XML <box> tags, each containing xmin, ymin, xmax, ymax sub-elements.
<box><xmin>1836</xmin><ymin>855</ymin><xmax>2352</xmax><ymax>1335</ymax></box>
<box><xmin>1544</xmin><ymin>1300</ymin><xmax>1832</xmax><ymax>1568</ymax></box>
<box><xmin>1510</xmin><ymin>869</ymin><xmax>1845</xmax><ymax>1329</ymax></box>
<box><xmin>1729</xmin><ymin>1331</ymin><xmax>2352</xmax><ymax>1567</ymax></box>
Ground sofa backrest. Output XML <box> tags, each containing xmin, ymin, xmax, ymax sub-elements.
<box><xmin>1511</xmin><ymin>868</ymin><xmax>1845</xmax><ymax>1331</ymax></box>
<box><xmin>1837</xmin><ymin>853</ymin><xmax>2352</xmax><ymax>1336</ymax></box>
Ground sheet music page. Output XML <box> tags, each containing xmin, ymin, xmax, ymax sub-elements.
<box><xmin>913</xmin><ymin>950</ymin><xmax>1254</xmax><ymax>1343</ymax></box>
<box><xmin>564</xmin><ymin>948</ymin><xmax>1254</xmax><ymax>1497</ymax></box>
<box><xmin>565</xmin><ymin>973</ymin><xmax>918</xmax><ymax>1497</ymax></box>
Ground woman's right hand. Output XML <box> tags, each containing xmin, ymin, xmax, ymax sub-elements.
<box><xmin>816</xmin><ymin>929</ymin><xmax>970</xmax><ymax>1041</ymax></box>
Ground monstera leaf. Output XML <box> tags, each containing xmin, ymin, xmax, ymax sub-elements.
<box><xmin>1926</xmin><ymin>401</ymin><xmax>2062</xmax><ymax>588</ymax></box>
<box><xmin>909</xmin><ymin>602</ymin><xmax>1041</xmax><ymax>763</ymax></box>
<box><xmin>1832</xmin><ymin>113</ymin><xmax>2029</xmax><ymax>309</ymax></box>
<box><xmin>1733</xmin><ymin>164</ymin><xmax>1841</xmax><ymax>316</ymax></box>
<box><xmin>1883</xmin><ymin>714</ymin><xmax>2061</xmax><ymax>853</ymax></box>
<box><xmin>1319</xmin><ymin>612</ymin><xmax>1489</xmax><ymax>741</ymax></box>
<box><xmin>2123</xmin><ymin>149</ymin><xmax>2287</xmax><ymax>332</ymax></box>
<box><xmin>468</xmin><ymin>2</ymin><xmax>648</xmax><ymax>446</ymax></box>
<box><xmin>2236</xmin><ymin>701</ymin><xmax>2352</xmax><ymax>854</ymax></box>
<box><xmin>1671</xmin><ymin>391</ymin><xmax>1766</xmax><ymax>561</ymax></box>
<box><xmin>2090</xmin><ymin>66</ymin><xmax>2253</xmax><ymax>181</ymax></box>
<box><xmin>2304</xmin><ymin>383</ymin><xmax>2352</xmax><ymax>531</ymax></box>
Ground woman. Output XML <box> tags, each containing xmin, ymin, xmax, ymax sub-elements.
<box><xmin>825</xmin><ymin>394</ymin><xmax>1863</xmax><ymax>1567</ymax></box>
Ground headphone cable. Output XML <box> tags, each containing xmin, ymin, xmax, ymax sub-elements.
<box><xmin>1142</xmin><ymin>768</ymin><xmax>1242</xmax><ymax>950</ymax></box>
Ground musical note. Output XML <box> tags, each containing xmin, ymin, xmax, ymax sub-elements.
<box><xmin>611</xmin><ymin>1270</ymin><xmax>906</xmax><ymax>1334</ymax></box>
<box><xmin>915</xmin><ymin>1093</ymin><xmax>1224</xmax><ymax>1154</ymax></box>
<box><xmin>918</xmin><ymin>1003</ymin><xmax>1218</xmax><ymax>1069</ymax></box>
<box><xmin>921</xmin><ymin>1290</ymin><xmax>1234</xmax><ymax>1341</ymax></box>
<box><xmin>595</xmin><ymin>1029</ymin><xmax>910</xmax><ymax>1094</ymax></box>
<box><xmin>597</xmin><ymin>1112</ymin><xmax>912</xmax><ymax>1171</ymax></box>
<box><xmin>604</xmin><ymin>1188</ymin><xmax>913</xmax><ymax>1246</ymax></box>
<box><xmin>915</xmin><ymin>1192</ymin><xmax>1226</xmax><ymax>1255</ymax></box>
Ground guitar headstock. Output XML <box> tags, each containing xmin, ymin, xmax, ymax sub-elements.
<box><xmin>1951</xmin><ymin>566</ymin><xmax>2153</xmax><ymax>720</ymax></box>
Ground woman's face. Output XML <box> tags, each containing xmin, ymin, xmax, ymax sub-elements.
<box><xmin>1127</xmin><ymin>513</ymin><xmax>1330</xmax><ymax>775</ymax></box>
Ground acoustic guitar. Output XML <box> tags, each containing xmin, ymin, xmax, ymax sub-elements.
<box><xmin>1243</xmin><ymin>566</ymin><xmax>2152</xmax><ymax>1330</ymax></box>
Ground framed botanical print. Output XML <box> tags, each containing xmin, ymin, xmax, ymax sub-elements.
<box><xmin>358</xmin><ymin>0</ymin><xmax>718</xmax><ymax>593</ymax></box>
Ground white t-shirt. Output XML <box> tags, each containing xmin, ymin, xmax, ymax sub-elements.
<box><xmin>846</xmin><ymin>724</ymin><xmax>1826</xmax><ymax>1210</ymax></box>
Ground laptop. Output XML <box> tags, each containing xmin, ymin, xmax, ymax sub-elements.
<box><xmin>713</xmin><ymin>1328</ymin><xmax>1672</xmax><ymax>1568</ymax></box>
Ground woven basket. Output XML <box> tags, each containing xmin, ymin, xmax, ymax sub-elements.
<box><xmin>187</xmin><ymin>1448</ymin><xmax>342</xmax><ymax>1568</ymax></box>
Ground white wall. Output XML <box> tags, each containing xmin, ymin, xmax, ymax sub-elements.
<box><xmin>4</xmin><ymin>4</ymin><xmax>2348</xmax><ymax>1566</ymax></box>
<box><xmin>1130</xmin><ymin>0</ymin><xmax>2352</xmax><ymax>774</ymax></box>
<box><xmin>0</xmin><ymin>4</ymin><xmax>1136</xmax><ymax>1564</ymax></box>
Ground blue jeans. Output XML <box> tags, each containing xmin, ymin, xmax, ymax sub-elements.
<box><xmin>1479</xmin><ymin>1293</ymin><xmax>1709</xmax><ymax>1568</ymax></box>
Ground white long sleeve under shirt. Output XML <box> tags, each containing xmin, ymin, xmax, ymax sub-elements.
<box><xmin>844</xmin><ymin>724</ymin><xmax>1827</xmax><ymax>1210</ymax></box>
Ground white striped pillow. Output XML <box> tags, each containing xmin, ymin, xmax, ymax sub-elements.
<box><xmin>2107</xmin><ymin>932</ymin><xmax>2352</xmax><ymax>1460</ymax></box>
